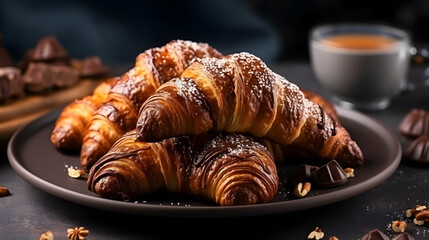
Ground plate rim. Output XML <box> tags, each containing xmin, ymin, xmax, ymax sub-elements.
<box><xmin>7</xmin><ymin>107</ymin><xmax>402</xmax><ymax>218</ymax></box>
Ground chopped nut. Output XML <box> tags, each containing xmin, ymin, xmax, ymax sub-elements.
<box><xmin>416</xmin><ymin>205</ymin><xmax>427</xmax><ymax>211</ymax></box>
<box><xmin>329</xmin><ymin>237</ymin><xmax>339</xmax><ymax>240</ymax></box>
<box><xmin>343</xmin><ymin>168</ymin><xmax>355</xmax><ymax>178</ymax></box>
<box><xmin>406</xmin><ymin>205</ymin><xmax>427</xmax><ymax>218</ymax></box>
<box><xmin>415</xmin><ymin>209</ymin><xmax>429</xmax><ymax>224</ymax></box>
<box><xmin>67</xmin><ymin>227</ymin><xmax>89</xmax><ymax>240</ymax></box>
<box><xmin>67</xmin><ymin>168</ymin><xmax>86</xmax><ymax>179</ymax></box>
<box><xmin>0</xmin><ymin>186</ymin><xmax>10</xmax><ymax>197</ymax></box>
<box><xmin>405</xmin><ymin>209</ymin><xmax>412</xmax><ymax>218</ymax></box>
<box><xmin>392</xmin><ymin>220</ymin><xmax>407</xmax><ymax>233</ymax></box>
<box><xmin>413</xmin><ymin>218</ymin><xmax>425</xmax><ymax>226</ymax></box>
<box><xmin>40</xmin><ymin>230</ymin><xmax>54</xmax><ymax>240</ymax></box>
<box><xmin>294</xmin><ymin>182</ymin><xmax>311</xmax><ymax>198</ymax></box>
<box><xmin>308</xmin><ymin>227</ymin><xmax>324</xmax><ymax>240</ymax></box>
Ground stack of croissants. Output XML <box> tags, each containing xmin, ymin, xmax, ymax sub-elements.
<box><xmin>50</xmin><ymin>40</ymin><xmax>364</xmax><ymax>206</ymax></box>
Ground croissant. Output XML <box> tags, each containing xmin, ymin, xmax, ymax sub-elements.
<box><xmin>87</xmin><ymin>130</ymin><xmax>278</xmax><ymax>206</ymax></box>
<box><xmin>80</xmin><ymin>40</ymin><xmax>222</xmax><ymax>170</ymax></box>
<box><xmin>136</xmin><ymin>52</ymin><xmax>363</xmax><ymax>167</ymax></box>
<box><xmin>50</xmin><ymin>77</ymin><xmax>118</xmax><ymax>151</ymax></box>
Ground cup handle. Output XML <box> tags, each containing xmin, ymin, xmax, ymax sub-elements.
<box><xmin>402</xmin><ymin>45</ymin><xmax>429</xmax><ymax>94</ymax></box>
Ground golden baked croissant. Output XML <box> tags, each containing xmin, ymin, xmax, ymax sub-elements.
<box><xmin>80</xmin><ymin>40</ymin><xmax>222</xmax><ymax>170</ymax></box>
<box><xmin>136</xmin><ymin>52</ymin><xmax>363</xmax><ymax>167</ymax></box>
<box><xmin>87</xmin><ymin>130</ymin><xmax>279</xmax><ymax>206</ymax></box>
<box><xmin>50</xmin><ymin>77</ymin><xmax>118</xmax><ymax>151</ymax></box>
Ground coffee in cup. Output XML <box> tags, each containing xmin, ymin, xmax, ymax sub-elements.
<box><xmin>310</xmin><ymin>23</ymin><xmax>411</xmax><ymax>111</ymax></box>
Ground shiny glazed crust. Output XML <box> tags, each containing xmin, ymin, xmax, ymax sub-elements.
<box><xmin>137</xmin><ymin>52</ymin><xmax>363</xmax><ymax>167</ymax></box>
<box><xmin>79</xmin><ymin>40</ymin><xmax>222</xmax><ymax>170</ymax></box>
<box><xmin>50</xmin><ymin>77</ymin><xmax>118</xmax><ymax>151</ymax></box>
<box><xmin>87</xmin><ymin>130</ymin><xmax>279</xmax><ymax>206</ymax></box>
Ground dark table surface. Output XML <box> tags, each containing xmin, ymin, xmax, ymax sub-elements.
<box><xmin>1</xmin><ymin>61</ymin><xmax>428</xmax><ymax>240</ymax></box>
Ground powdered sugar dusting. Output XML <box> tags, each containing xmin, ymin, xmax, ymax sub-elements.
<box><xmin>171</xmin><ymin>40</ymin><xmax>214</xmax><ymax>55</ymax></box>
<box><xmin>274</xmin><ymin>72</ymin><xmax>300</xmax><ymax>93</ymax></box>
<box><xmin>204</xmin><ymin>133</ymin><xmax>267</xmax><ymax>159</ymax></box>
<box><xmin>175</xmin><ymin>77</ymin><xmax>205</xmax><ymax>109</ymax></box>
<box><xmin>196</xmin><ymin>56</ymin><xmax>234</xmax><ymax>80</ymax></box>
<box><xmin>231</xmin><ymin>52</ymin><xmax>274</xmax><ymax>98</ymax></box>
<box><xmin>168</xmin><ymin>40</ymin><xmax>223</xmax><ymax>67</ymax></box>
<box><xmin>273</xmin><ymin>72</ymin><xmax>305</xmax><ymax>113</ymax></box>
<box><xmin>303</xmin><ymin>98</ymin><xmax>321</xmax><ymax>120</ymax></box>
<box><xmin>191</xmin><ymin>52</ymin><xmax>312</xmax><ymax>135</ymax></box>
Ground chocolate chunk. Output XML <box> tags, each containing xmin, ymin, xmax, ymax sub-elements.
<box><xmin>23</xmin><ymin>63</ymin><xmax>54</xmax><ymax>92</ymax></box>
<box><xmin>0</xmin><ymin>67</ymin><xmax>23</xmax><ymax>100</ymax></box>
<box><xmin>23</xmin><ymin>62</ymin><xmax>78</xmax><ymax>93</ymax></box>
<box><xmin>287</xmin><ymin>164</ymin><xmax>319</xmax><ymax>185</ymax></box>
<box><xmin>391</xmin><ymin>232</ymin><xmax>415</xmax><ymax>240</ymax></box>
<box><xmin>360</xmin><ymin>229</ymin><xmax>390</xmax><ymax>240</ymax></box>
<box><xmin>31</xmin><ymin>36</ymin><xmax>69</xmax><ymax>62</ymax></box>
<box><xmin>405</xmin><ymin>135</ymin><xmax>429</xmax><ymax>164</ymax></box>
<box><xmin>312</xmin><ymin>160</ymin><xmax>347</xmax><ymax>188</ymax></box>
<box><xmin>50</xmin><ymin>64</ymin><xmax>79</xmax><ymax>88</ymax></box>
<box><xmin>399</xmin><ymin>108</ymin><xmax>429</xmax><ymax>138</ymax></box>
<box><xmin>20</xmin><ymin>36</ymin><xmax>70</xmax><ymax>72</ymax></box>
<box><xmin>79</xmin><ymin>56</ymin><xmax>109</xmax><ymax>78</ymax></box>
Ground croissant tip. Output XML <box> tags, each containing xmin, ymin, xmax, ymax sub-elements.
<box><xmin>80</xmin><ymin>150</ymin><xmax>98</xmax><ymax>172</ymax></box>
<box><xmin>92</xmin><ymin>175</ymin><xmax>130</xmax><ymax>200</ymax></box>
<box><xmin>341</xmin><ymin>141</ymin><xmax>364</xmax><ymax>168</ymax></box>
<box><xmin>221</xmin><ymin>188</ymin><xmax>258</xmax><ymax>206</ymax></box>
<box><xmin>50</xmin><ymin>130</ymin><xmax>82</xmax><ymax>152</ymax></box>
<box><xmin>137</xmin><ymin>108</ymin><xmax>166</xmax><ymax>142</ymax></box>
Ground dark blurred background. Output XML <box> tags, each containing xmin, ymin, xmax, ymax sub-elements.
<box><xmin>1</xmin><ymin>0</ymin><xmax>429</xmax><ymax>65</ymax></box>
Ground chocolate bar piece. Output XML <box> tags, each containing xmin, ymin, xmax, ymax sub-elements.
<box><xmin>360</xmin><ymin>229</ymin><xmax>390</xmax><ymax>240</ymax></box>
<box><xmin>20</xmin><ymin>36</ymin><xmax>70</xmax><ymax>71</ymax></box>
<box><xmin>391</xmin><ymin>232</ymin><xmax>415</xmax><ymax>240</ymax></box>
<box><xmin>79</xmin><ymin>56</ymin><xmax>109</xmax><ymax>78</ymax></box>
<box><xmin>31</xmin><ymin>36</ymin><xmax>69</xmax><ymax>62</ymax></box>
<box><xmin>312</xmin><ymin>160</ymin><xmax>347</xmax><ymax>188</ymax></box>
<box><xmin>23</xmin><ymin>62</ymin><xmax>78</xmax><ymax>93</ymax></box>
<box><xmin>405</xmin><ymin>135</ymin><xmax>429</xmax><ymax>164</ymax></box>
<box><xmin>51</xmin><ymin>64</ymin><xmax>79</xmax><ymax>88</ymax></box>
<box><xmin>399</xmin><ymin>108</ymin><xmax>429</xmax><ymax>138</ymax></box>
<box><xmin>23</xmin><ymin>63</ymin><xmax>54</xmax><ymax>92</ymax></box>
<box><xmin>0</xmin><ymin>67</ymin><xmax>23</xmax><ymax>101</ymax></box>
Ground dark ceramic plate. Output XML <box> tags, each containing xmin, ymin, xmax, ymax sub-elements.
<box><xmin>7</xmin><ymin>107</ymin><xmax>401</xmax><ymax>218</ymax></box>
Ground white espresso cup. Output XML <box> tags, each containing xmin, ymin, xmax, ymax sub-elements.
<box><xmin>309</xmin><ymin>23</ymin><xmax>411</xmax><ymax>111</ymax></box>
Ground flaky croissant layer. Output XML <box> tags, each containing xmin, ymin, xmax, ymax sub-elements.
<box><xmin>50</xmin><ymin>77</ymin><xmax>118</xmax><ymax>151</ymax></box>
<box><xmin>80</xmin><ymin>40</ymin><xmax>223</xmax><ymax>171</ymax></box>
<box><xmin>137</xmin><ymin>52</ymin><xmax>363</xmax><ymax>167</ymax></box>
<box><xmin>87</xmin><ymin>131</ymin><xmax>279</xmax><ymax>206</ymax></box>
